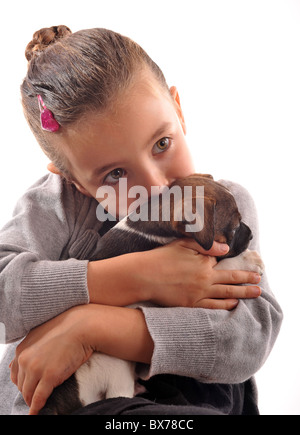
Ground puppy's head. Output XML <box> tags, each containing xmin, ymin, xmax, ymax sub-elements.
<box><xmin>170</xmin><ymin>174</ymin><xmax>253</xmax><ymax>256</ymax></box>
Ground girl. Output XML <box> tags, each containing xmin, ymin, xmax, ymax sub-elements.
<box><xmin>0</xmin><ymin>26</ymin><xmax>282</xmax><ymax>415</ymax></box>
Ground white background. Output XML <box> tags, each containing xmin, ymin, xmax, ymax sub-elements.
<box><xmin>0</xmin><ymin>0</ymin><xmax>299</xmax><ymax>415</ymax></box>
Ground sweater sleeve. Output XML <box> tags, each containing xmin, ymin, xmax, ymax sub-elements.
<box><xmin>0</xmin><ymin>174</ymin><xmax>93</xmax><ymax>343</ymax></box>
<box><xmin>138</xmin><ymin>181</ymin><xmax>283</xmax><ymax>384</ymax></box>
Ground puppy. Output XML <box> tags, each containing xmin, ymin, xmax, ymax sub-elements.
<box><xmin>39</xmin><ymin>174</ymin><xmax>264</xmax><ymax>414</ymax></box>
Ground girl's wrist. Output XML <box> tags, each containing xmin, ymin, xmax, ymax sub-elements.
<box><xmin>83</xmin><ymin>304</ymin><xmax>154</xmax><ymax>364</ymax></box>
<box><xmin>87</xmin><ymin>253</ymin><xmax>149</xmax><ymax>306</ymax></box>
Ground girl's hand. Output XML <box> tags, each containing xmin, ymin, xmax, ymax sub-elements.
<box><xmin>135</xmin><ymin>239</ymin><xmax>261</xmax><ymax>310</ymax></box>
<box><xmin>10</xmin><ymin>304</ymin><xmax>154</xmax><ymax>415</ymax></box>
<box><xmin>10</xmin><ymin>240</ymin><xmax>261</xmax><ymax>415</ymax></box>
<box><xmin>88</xmin><ymin>239</ymin><xmax>261</xmax><ymax>311</ymax></box>
<box><xmin>10</xmin><ymin>306</ymin><xmax>93</xmax><ymax>415</ymax></box>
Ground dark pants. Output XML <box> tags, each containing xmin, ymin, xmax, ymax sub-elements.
<box><xmin>73</xmin><ymin>374</ymin><xmax>259</xmax><ymax>415</ymax></box>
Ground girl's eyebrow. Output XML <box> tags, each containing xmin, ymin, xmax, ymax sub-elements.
<box><xmin>91</xmin><ymin>162</ymin><xmax>123</xmax><ymax>180</ymax></box>
<box><xmin>90</xmin><ymin>122</ymin><xmax>173</xmax><ymax>181</ymax></box>
<box><xmin>148</xmin><ymin>122</ymin><xmax>173</xmax><ymax>146</ymax></box>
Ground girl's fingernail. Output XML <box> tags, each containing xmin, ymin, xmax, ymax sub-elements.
<box><xmin>229</xmin><ymin>299</ymin><xmax>239</xmax><ymax>310</ymax></box>
<box><xmin>253</xmin><ymin>286</ymin><xmax>261</xmax><ymax>296</ymax></box>
<box><xmin>220</xmin><ymin>244</ymin><xmax>229</xmax><ymax>253</ymax></box>
<box><xmin>253</xmin><ymin>274</ymin><xmax>261</xmax><ymax>283</ymax></box>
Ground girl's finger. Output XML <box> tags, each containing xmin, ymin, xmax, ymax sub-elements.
<box><xmin>210</xmin><ymin>284</ymin><xmax>261</xmax><ymax>300</ymax></box>
<box><xmin>29</xmin><ymin>379</ymin><xmax>54</xmax><ymax>415</ymax></box>
<box><xmin>193</xmin><ymin>298</ymin><xmax>239</xmax><ymax>310</ymax></box>
<box><xmin>10</xmin><ymin>358</ymin><xmax>19</xmax><ymax>385</ymax></box>
<box><xmin>201</xmin><ymin>242</ymin><xmax>229</xmax><ymax>257</ymax></box>
<box><xmin>17</xmin><ymin>364</ymin><xmax>26</xmax><ymax>394</ymax></box>
<box><xmin>21</xmin><ymin>372</ymin><xmax>40</xmax><ymax>407</ymax></box>
<box><xmin>177</xmin><ymin>238</ymin><xmax>229</xmax><ymax>257</ymax></box>
<box><xmin>213</xmin><ymin>269</ymin><xmax>261</xmax><ymax>285</ymax></box>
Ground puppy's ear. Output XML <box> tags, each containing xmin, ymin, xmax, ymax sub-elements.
<box><xmin>178</xmin><ymin>196</ymin><xmax>216</xmax><ymax>251</ymax></box>
<box><xmin>185</xmin><ymin>173</ymin><xmax>214</xmax><ymax>181</ymax></box>
<box><xmin>194</xmin><ymin>173</ymin><xmax>214</xmax><ymax>180</ymax></box>
<box><xmin>190</xmin><ymin>197</ymin><xmax>215</xmax><ymax>250</ymax></box>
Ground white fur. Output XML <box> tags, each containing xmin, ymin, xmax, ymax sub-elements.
<box><xmin>116</xmin><ymin>218</ymin><xmax>176</xmax><ymax>245</ymax></box>
<box><xmin>215</xmin><ymin>249</ymin><xmax>265</xmax><ymax>275</ymax></box>
<box><xmin>75</xmin><ymin>353</ymin><xmax>136</xmax><ymax>406</ymax></box>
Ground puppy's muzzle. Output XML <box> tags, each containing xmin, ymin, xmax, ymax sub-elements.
<box><xmin>225</xmin><ymin>222</ymin><xmax>253</xmax><ymax>258</ymax></box>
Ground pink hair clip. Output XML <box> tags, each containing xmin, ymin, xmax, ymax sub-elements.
<box><xmin>38</xmin><ymin>95</ymin><xmax>60</xmax><ymax>132</ymax></box>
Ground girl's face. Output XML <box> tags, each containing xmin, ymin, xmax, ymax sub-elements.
<box><xmin>53</xmin><ymin>71</ymin><xmax>195</xmax><ymax>218</ymax></box>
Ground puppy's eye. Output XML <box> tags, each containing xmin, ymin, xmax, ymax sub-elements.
<box><xmin>153</xmin><ymin>137</ymin><xmax>171</xmax><ymax>154</ymax></box>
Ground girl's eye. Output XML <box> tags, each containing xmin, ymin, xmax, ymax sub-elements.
<box><xmin>153</xmin><ymin>137</ymin><xmax>171</xmax><ymax>154</ymax></box>
<box><xmin>104</xmin><ymin>168</ymin><xmax>125</xmax><ymax>184</ymax></box>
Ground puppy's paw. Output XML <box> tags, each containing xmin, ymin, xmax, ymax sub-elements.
<box><xmin>240</xmin><ymin>249</ymin><xmax>265</xmax><ymax>275</ymax></box>
<box><xmin>215</xmin><ymin>249</ymin><xmax>265</xmax><ymax>274</ymax></box>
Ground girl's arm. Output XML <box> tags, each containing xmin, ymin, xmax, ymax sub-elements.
<box><xmin>9</xmin><ymin>180</ymin><xmax>282</xmax><ymax>413</ymax></box>
<box><xmin>87</xmin><ymin>239</ymin><xmax>261</xmax><ymax>310</ymax></box>
<box><xmin>10</xmin><ymin>304</ymin><xmax>153</xmax><ymax>414</ymax></box>
<box><xmin>1</xmin><ymin>173</ymin><xmax>261</xmax><ymax>343</ymax></box>
<box><xmin>10</xmin><ymin>235</ymin><xmax>262</xmax><ymax>414</ymax></box>
<box><xmin>137</xmin><ymin>181</ymin><xmax>283</xmax><ymax>383</ymax></box>
<box><xmin>83</xmin><ymin>181</ymin><xmax>283</xmax><ymax>386</ymax></box>
<box><xmin>0</xmin><ymin>174</ymin><xmax>93</xmax><ymax>342</ymax></box>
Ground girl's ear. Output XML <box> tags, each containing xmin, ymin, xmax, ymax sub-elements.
<box><xmin>47</xmin><ymin>162</ymin><xmax>62</xmax><ymax>175</ymax></box>
<box><xmin>169</xmin><ymin>86</ymin><xmax>187</xmax><ymax>135</ymax></box>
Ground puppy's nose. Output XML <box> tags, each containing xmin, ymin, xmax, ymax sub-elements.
<box><xmin>241</xmin><ymin>222</ymin><xmax>253</xmax><ymax>241</ymax></box>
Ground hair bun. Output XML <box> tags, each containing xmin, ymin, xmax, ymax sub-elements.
<box><xmin>25</xmin><ymin>25</ymin><xmax>72</xmax><ymax>61</ymax></box>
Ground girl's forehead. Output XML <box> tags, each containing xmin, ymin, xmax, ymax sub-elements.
<box><xmin>108</xmin><ymin>69</ymin><xmax>172</xmax><ymax>116</ymax></box>
<box><xmin>58</xmin><ymin>76</ymin><xmax>179</xmax><ymax>179</ymax></box>
<box><xmin>67</xmin><ymin>74</ymin><xmax>174</xmax><ymax>140</ymax></box>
